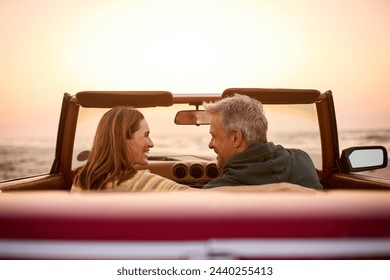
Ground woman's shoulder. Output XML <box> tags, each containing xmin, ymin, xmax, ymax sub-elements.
<box><xmin>70</xmin><ymin>185</ymin><xmax>83</xmax><ymax>192</ymax></box>
<box><xmin>120</xmin><ymin>169</ymin><xmax>188</xmax><ymax>192</ymax></box>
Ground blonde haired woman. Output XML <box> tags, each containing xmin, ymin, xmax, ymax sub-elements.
<box><xmin>72</xmin><ymin>106</ymin><xmax>314</xmax><ymax>193</ymax></box>
<box><xmin>72</xmin><ymin>106</ymin><xmax>189</xmax><ymax>191</ymax></box>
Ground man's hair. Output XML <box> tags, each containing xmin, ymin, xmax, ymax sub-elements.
<box><xmin>73</xmin><ymin>106</ymin><xmax>145</xmax><ymax>190</ymax></box>
<box><xmin>203</xmin><ymin>94</ymin><xmax>268</xmax><ymax>145</ymax></box>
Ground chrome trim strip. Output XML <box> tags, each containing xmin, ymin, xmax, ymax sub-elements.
<box><xmin>1</xmin><ymin>238</ymin><xmax>389</xmax><ymax>259</ymax></box>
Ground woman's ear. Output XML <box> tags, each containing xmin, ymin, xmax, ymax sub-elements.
<box><xmin>231</xmin><ymin>129</ymin><xmax>243</xmax><ymax>148</ymax></box>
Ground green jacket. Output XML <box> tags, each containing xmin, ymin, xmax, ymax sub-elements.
<box><xmin>203</xmin><ymin>142</ymin><xmax>322</xmax><ymax>190</ymax></box>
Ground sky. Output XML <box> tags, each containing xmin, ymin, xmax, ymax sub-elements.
<box><xmin>1</xmin><ymin>0</ymin><xmax>390</xmax><ymax>140</ymax></box>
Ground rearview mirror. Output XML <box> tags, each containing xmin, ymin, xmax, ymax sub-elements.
<box><xmin>340</xmin><ymin>146</ymin><xmax>388</xmax><ymax>172</ymax></box>
<box><xmin>174</xmin><ymin>110</ymin><xmax>211</xmax><ymax>125</ymax></box>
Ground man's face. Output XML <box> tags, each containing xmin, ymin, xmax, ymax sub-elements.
<box><xmin>208</xmin><ymin>112</ymin><xmax>236</xmax><ymax>169</ymax></box>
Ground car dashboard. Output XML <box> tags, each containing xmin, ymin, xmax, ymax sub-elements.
<box><xmin>140</xmin><ymin>156</ymin><xmax>220</xmax><ymax>188</ymax></box>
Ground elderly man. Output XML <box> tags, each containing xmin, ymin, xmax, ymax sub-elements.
<box><xmin>202</xmin><ymin>94</ymin><xmax>322</xmax><ymax>190</ymax></box>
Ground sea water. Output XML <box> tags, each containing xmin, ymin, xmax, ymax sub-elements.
<box><xmin>1</xmin><ymin>130</ymin><xmax>389</xmax><ymax>181</ymax></box>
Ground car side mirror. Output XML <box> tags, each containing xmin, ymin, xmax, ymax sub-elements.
<box><xmin>340</xmin><ymin>146</ymin><xmax>388</xmax><ymax>172</ymax></box>
<box><xmin>174</xmin><ymin>110</ymin><xmax>211</xmax><ymax>125</ymax></box>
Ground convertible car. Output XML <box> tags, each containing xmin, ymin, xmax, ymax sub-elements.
<box><xmin>1</xmin><ymin>88</ymin><xmax>390</xmax><ymax>259</ymax></box>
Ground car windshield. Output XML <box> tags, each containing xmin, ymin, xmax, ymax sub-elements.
<box><xmin>72</xmin><ymin>102</ymin><xmax>322</xmax><ymax>171</ymax></box>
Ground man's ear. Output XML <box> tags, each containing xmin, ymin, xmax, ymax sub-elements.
<box><xmin>231</xmin><ymin>129</ymin><xmax>243</xmax><ymax>148</ymax></box>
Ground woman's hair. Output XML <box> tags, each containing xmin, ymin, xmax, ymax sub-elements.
<box><xmin>73</xmin><ymin>106</ymin><xmax>145</xmax><ymax>190</ymax></box>
<box><xmin>203</xmin><ymin>94</ymin><xmax>268</xmax><ymax>145</ymax></box>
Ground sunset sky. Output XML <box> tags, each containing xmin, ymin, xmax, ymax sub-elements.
<box><xmin>1</xmin><ymin>0</ymin><xmax>389</xmax><ymax>140</ymax></box>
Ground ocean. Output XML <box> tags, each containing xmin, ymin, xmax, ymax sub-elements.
<box><xmin>1</xmin><ymin>130</ymin><xmax>390</xmax><ymax>181</ymax></box>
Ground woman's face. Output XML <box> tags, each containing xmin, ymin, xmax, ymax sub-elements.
<box><xmin>127</xmin><ymin>119</ymin><xmax>154</xmax><ymax>165</ymax></box>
